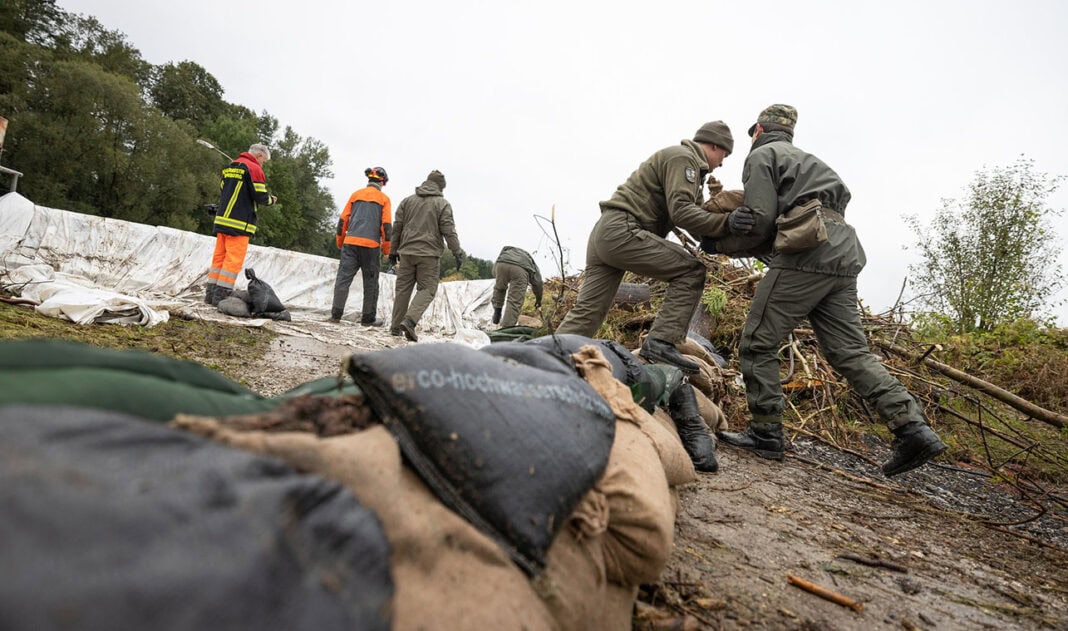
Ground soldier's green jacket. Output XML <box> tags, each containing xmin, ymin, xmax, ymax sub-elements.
<box><xmin>714</xmin><ymin>131</ymin><xmax>866</xmax><ymax>277</ymax></box>
<box><xmin>601</xmin><ymin>139</ymin><xmax>727</xmax><ymax>238</ymax></box>
<box><xmin>393</xmin><ymin>180</ymin><xmax>462</xmax><ymax>258</ymax></box>
<box><xmin>495</xmin><ymin>246</ymin><xmax>544</xmax><ymax>305</ymax></box>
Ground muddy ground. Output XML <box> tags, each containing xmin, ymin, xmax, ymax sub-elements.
<box><xmin>237</xmin><ymin>323</ymin><xmax>1068</xmax><ymax>631</ymax></box>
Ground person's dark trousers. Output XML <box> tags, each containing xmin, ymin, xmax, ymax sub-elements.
<box><xmin>332</xmin><ymin>245</ymin><xmax>381</xmax><ymax>322</ymax></box>
<box><xmin>739</xmin><ymin>268</ymin><xmax>924</xmax><ymax>430</ymax></box>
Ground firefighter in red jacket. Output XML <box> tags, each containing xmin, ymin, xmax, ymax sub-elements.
<box><xmin>330</xmin><ymin>167</ymin><xmax>392</xmax><ymax>325</ymax></box>
<box><xmin>205</xmin><ymin>143</ymin><xmax>277</xmax><ymax>305</ymax></box>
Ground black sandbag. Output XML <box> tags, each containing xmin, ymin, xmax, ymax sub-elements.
<box><xmin>0</xmin><ymin>405</ymin><xmax>394</xmax><ymax>631</ymax></box>
<box><xmin>245</xmin><ymin>267</ymin><xmax>285</xmax><ymax>314</ymax></box>
<box><xmin>479</xmin><ymin>341</ymin><xmax>576</xmax><ymax>376</ymax></box>
<box><xmin>347</xmin><ymin>343</ymin><xmax>616</xmax><ymax>575</ymax></box>
<box><xmin>217</xmin><ymin>295</ymin><xmax>252</xmax><ymax>318</ymax></box>
<box><xmin>256</xmin><ymin>308</ymin><xmax>292</xmax><ymax>321</ymax></box>
<box><xmin>526</xmin><ymin>334</ymin><xmax>665</xmax><ymax>412</ymax></box>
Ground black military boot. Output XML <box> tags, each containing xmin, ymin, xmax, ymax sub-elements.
<box><xmin>492</xmin><ymin>307</ymin><xmax>503</xmax><ymax>325</ymax></box>
<box><xmin>362</xmin><ymin>318</ymin><xmax>386</xmax><ymax>327</ymax></box>
<box><xmin>211</xmin><ymin>287</ymin><xmax>232</xmax><ymax>307</ymax></box>
<box><xmin>400</xmin><ymin>318</ymin><xmax>419</xmax><ymax>342</ymax></box>
<box><xmin>668</xmin><ymin>383</ymin><xmax>718</xmax><ymax>472</ymax></box>
<box><xmin>639</xmin><ymin>338</ymin><xmax>700</xmax><ymax>374</ymax></box>
<box><xmin>716</xmin><ymin>421</ymin><xmax>785</xmax><ymax>461</ymax></box>
<box><xmin>881</xmin><ymin>422</ymin><xmax>947</xmax><ymax>477</ymax></box>
<box><xmin>204</xmin><ymin>284</ymin><xmax>216</xmax><ymax>305</ymax></box>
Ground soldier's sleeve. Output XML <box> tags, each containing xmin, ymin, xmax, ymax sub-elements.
<box><xmin>530</xmin><ymin>260</ymin><xmax>544</xmax><ymax>305</ymax></box>
<box><xmin>663</xmin><ymin>156</ymin><xmax>734</xmax><ymax>237</ymax></box>
<box><xmin>713</xmin><ymin>152</ymin><xmax>778</xmax><ymax>254</ymax></box>
<box><xmin>392</xmin><ymin>200</ymin><xmax>406</xmax><ymax>251</ymax></box>
<box><xmin>439</xmin><ymin>201</ymin><xmax>462</xmax><ymax>256</ymax></box>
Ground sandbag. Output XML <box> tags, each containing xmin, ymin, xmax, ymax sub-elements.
<box><xmin>217</xmin><ymin>295</ymin><xmax>252</xmax><ymax>318</ymax></box>
<box><xmin>526</xmin><ymin>333</ymin><xmax>665</xmax><ymax>412</ymax></box>
<box><xmin>571</xmin><ymin>348</ymin><xmax>687</xmax><ymax>583</ymax></box>
<box><xmin>480</xmin><ymin>341</ymin><xmax>577</xmax><ymax>376</ymax></box>
<box><xmin>245</xmin><ymin>267</ymin><xmax>285</xmax><ymax>314</ymax></box>
<box><xmin>0</xmin><ymin>339</ymin><xmax>360</xmax><ymax>421</ymax></box>
<box><xmin>679</xmin><ymin>333</ymin><xmax>728</xmax><ymax>368</ymax></box>
<box><xmin>173</xmin><ymin>419</ymin><xmax>557</xmax><ymax>631</ymax></box>
<box><xmin>693</xmin><ymin>386</ymin><xmax>728</xmax><ymax>433</ymax></box>
<box><xmin>487</xmin><ymin>325</ymin><xmax>537</xmax><ymax>343</ymax></box>
<box><xmin>0</xmin><ymin>405</ymin><xmax>393</xmax><ymax>631</ymax></box>
<box><xmin>347</xmin><ymin>342</ymin><xmax>616</xmax><ymax>575</ymax></box>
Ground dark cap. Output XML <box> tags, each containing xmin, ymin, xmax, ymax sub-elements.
<box><xmin>693</xmin><ymin>121</ymin><xmax>734</xmax><ymax>154</ymax></box>
<box><xmin>427</xmin><ymin>170</ymin><xmax>446</xmax><ymax>189</ymax></box>
<box><xmin>748</xmin><ymin>104</ymin><xmax>798</xmax><ymax>137</ymax></box>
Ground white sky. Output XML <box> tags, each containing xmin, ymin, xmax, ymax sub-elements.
<box><xmin>60</xmin><ymin>0</ymin><xmax>1068</xmax><ymax>323</ymax></box>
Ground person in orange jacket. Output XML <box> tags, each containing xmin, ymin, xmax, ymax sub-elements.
<box><xmin>205</xmin><ymin>143</ymin><xmax>277</xmax><ymax>305</ymax></box>
<box><xmin>331</xmin><ymin>167</ymin><xmax>392</xmax><ymax>325</ymax></box>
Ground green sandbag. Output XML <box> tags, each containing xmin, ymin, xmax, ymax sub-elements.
<box><xmin>0</xmin><ymin>340</ymin><xmax>361</xmax><ymax>422</ymax></box>
<box><xmin>0</xmin><ymin>339</ymin><xmax>251</xmax><ymax>395</ymax></box>
<box><xmin>486</xmin><ymin>326</ymin><xmax>537</xmax><ymax>343</ymax></box>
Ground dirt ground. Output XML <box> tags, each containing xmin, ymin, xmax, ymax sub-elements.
<box><xmin>235</xmin><ymin>324</ymin><xmax>1068</xmax><ymax>631</ymax></box>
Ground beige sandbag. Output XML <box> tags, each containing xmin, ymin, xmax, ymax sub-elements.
<box><xmin>536</xmin><ymin>492</ymin><xmax>609</xmax><ymax>630</ymax></box>
<box><xmin>571</xmin><ymin>347</ymin><xmax>682</xmax><ymax>584</ymax></box>
<box><xmin>173</xmin><ymin>418</ymin><xmax>556</xmax><ymax>631</ymax></box>
<box><xmin>677</xmin><ymin>337</ymin><xmax>720</xmax><ymax>369</ymax></box>
<box><xmin>693</xmin><ymin>387</ymin><xmax>728</xmax><ymax>433</ymax></box>
<box><xmin>702</xmin><ymin>189</ymin><xmax>745</xmax><ymax>213</ymax></box>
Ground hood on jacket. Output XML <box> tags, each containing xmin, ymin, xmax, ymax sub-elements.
<box><xmin>415</xmin><ymin>181</ymin><xmax>443</xmax><ymax>197</ymax></box>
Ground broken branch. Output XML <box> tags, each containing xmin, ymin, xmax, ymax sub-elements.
<box><xmin>786</xmin><ymin>574</ymin><xmax>864</xmax><ymax>612</ymax></box>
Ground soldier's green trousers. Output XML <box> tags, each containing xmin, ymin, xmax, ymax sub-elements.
<box><xmin>740</xmin><ymin>268</ymin><xmax>923</xmax><ymax>429</ymax></box>
<box><xmin>390</xmin><ymin>254</ymin><xmax>441</xmax><ymax>330</ymax></box>
<box><xmin>557</xmin><ymin>210</ymin><xmax>706</xmax><ymax>343</ymax></box>
<box><xmin>492</xmin><ymin>261</ymin><xmax>529</xmax><ymax>328</ymax></box>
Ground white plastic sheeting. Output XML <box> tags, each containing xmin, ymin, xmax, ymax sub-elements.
<box><xmin>0</xmin><ymin>193</ymin><xmax>495</xmax><ymax>345</ymax></box>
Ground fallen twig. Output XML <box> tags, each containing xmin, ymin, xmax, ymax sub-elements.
<box><xmin>836</xmin><ymin>552</ymin><xmax>908</xmax><ymax>573</ymax></box>
<box><xmin>786</xmin><ymin>573</ymin><xmax>864</xmax><ymax>612</ymax></box>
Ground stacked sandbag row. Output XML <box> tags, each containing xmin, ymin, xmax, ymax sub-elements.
<box><xmin>177</xmin><ymin>341</ymin><xmax>698</xmax><ymax>630</ymax></box>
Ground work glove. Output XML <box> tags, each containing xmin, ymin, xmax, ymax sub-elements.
<box><xmin>388</xmin><ymin>253</ymin><xmax>399</xmax><ymax>266</ymax></box>
<box><xmin>706</xmin><ymin>176</ymin><xmax>724</xmax><ymax>197</ymax></box>
<box><xmin>534</xmin><ymin>300</ymin><xmax>541</xmax><ymax>310</ymax></box>
<box><xmin>454</xmin><ymin>251</ymin><xmax>465</xmax><ymax>268</ymax></box>
<box><xmin>492</xmin><ymin>307</ymin><xmax>502</xmax><ymax>325</ymax></box>
<box><xmin>269</xmin><ymin>194</ymin><xmax>278</xmax><ymax>205</ymax></box>
<box><xmin>727</xmin><ymin>206</ymin><xmax>755</xmax><ymax>235</ymax></box>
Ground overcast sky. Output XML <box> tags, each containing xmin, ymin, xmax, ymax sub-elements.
<box><xmin>61</xmin><ymin>0</ymin><xmax>1068</xmax><ymax>323</ymax></box>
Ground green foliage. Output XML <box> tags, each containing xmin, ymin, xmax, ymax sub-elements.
<box><xmin>1</xmin><ymin>3</ymin><xmax>336</xmax><ymax>256</ymax></box>
<box><xmin>440</xmin><ymin>251</ymin><xmax>493</xmax><ymax>279</ymax></box>
<box><xmin>918</xmin><ymin>319</ymin><xmax>1068</xmax><ymax>415</ymax></box>
<box><xmin>905</xmin><ymin>158</ymin><xmax>1065</xmax><ymax>333</ymax></box>
<box><xmin>700</xmin><ymin>286</ymin><xmax>727</xmax><ymax>318</ymax></box>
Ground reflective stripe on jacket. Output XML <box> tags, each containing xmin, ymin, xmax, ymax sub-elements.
<box><xmin>213</xmin><ymin>152</ymin><xmax>273</xmax><ymax>237</ymax></box>
<box><xmin>336</xmin><ymin>183</ymin><xmax>392</xmax><ymax>254</ymax></box>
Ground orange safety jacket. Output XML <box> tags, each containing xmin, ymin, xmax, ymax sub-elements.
<box><xmin>214</xmin><ymin>152</ymin><xmax>274</xmax><ymax>237</ymax></box>
<box><xmin>336</xmin><ymin>183</ymin><xmax>392</xmax><ymax>254</ymax></box>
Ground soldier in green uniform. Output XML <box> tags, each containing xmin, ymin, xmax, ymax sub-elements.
<box><xmin>556</xmin><ymin>121</ymin><xmax>735</xmax><ymax>373</ymax></box>
<box><xmin>492</xmin><ymin>246</ymin><xmax>544</xmax><ymax>328</ymax></box>
<box><xmin>703</xmin><ymin>104</ymin><xmax>946</xmax><ymax>477</ymax></box>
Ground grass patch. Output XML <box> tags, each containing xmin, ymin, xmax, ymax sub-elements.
<box><xmin>0</xmin><ymin>302</ymin><xmax>274</xmax><ymax>385</ymax></box>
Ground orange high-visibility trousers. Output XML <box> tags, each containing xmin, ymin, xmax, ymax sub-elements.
<box><xmin>207</xmin><ymin>233</ymin><xmax>250</xmax><ymax>289</ymax></box>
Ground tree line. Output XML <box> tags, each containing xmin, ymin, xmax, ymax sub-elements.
<box><xmin>0</xmin><ymin>0</ymin><xmax>495</xmax><ymax>278</ymax></box>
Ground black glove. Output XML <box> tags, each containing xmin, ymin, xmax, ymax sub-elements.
<box><xmin>388</xmin><ymin>253</ymin><xmax>399</xmax><ymax>266</ymax></box>
<box><xmin>492</xmin><ymin>307</ymin><xmax>502</xmax><ymax>324</ymax></box>
<box><xmin>454</xmin><ymin>251</ymin><xmax>465</xmax><ymax>268</ymax></box>
<box><xmin>727</xmin><ymin>206</ymin><xmax>755</xmax><ymax>235</ymax></box>
<box><xmin>699</xmin><ymin>236</ymin><xmax>718</xmax><ymax>254</ymax></box>
<box><xmin>534</xmin><ymin>301</ymin><xmax>541</xmax><ymax>310</ymax></box>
